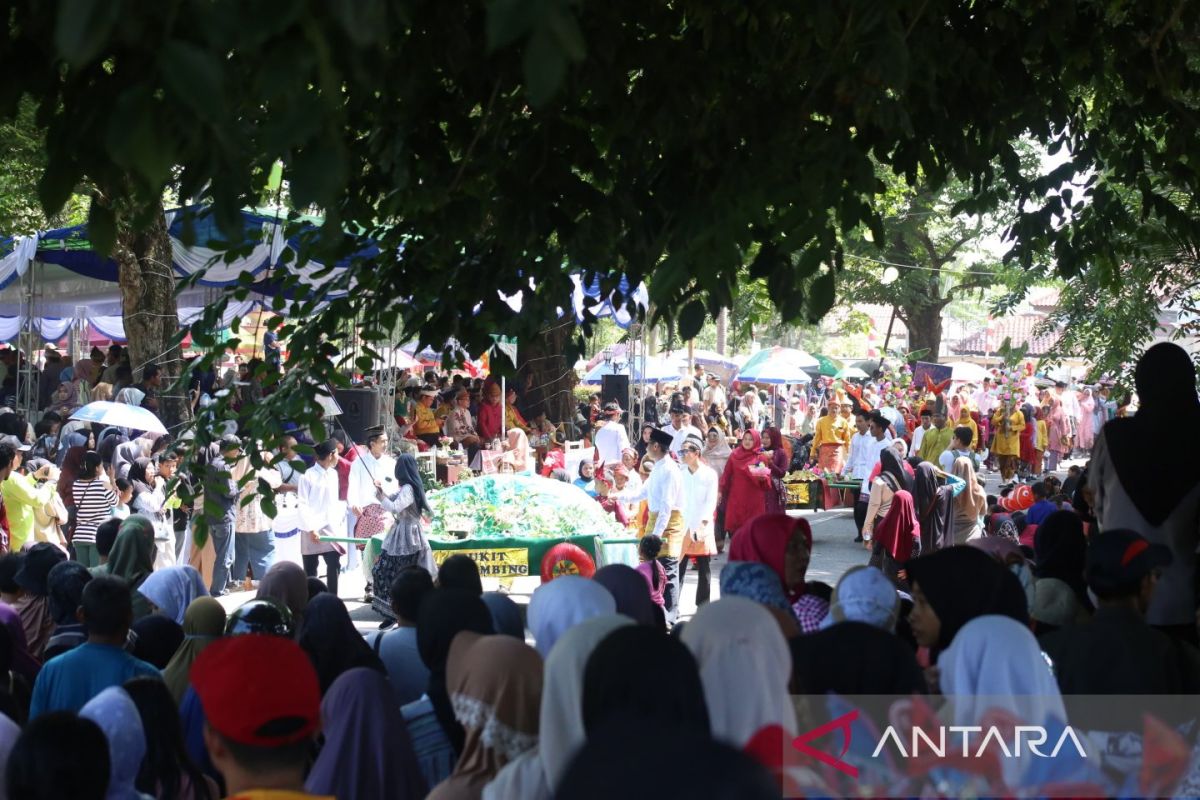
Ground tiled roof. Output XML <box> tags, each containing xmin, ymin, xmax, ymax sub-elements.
<box><xmin>952</xmin><ymin>315</ymin><xmax>1061</xmax><ymax>356</ymax></box>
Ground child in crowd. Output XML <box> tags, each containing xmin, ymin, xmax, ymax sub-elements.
<box><xmin>636</xmin><ymin>534</ymin><xmax>667</xmax><ymax>609</ymax></box>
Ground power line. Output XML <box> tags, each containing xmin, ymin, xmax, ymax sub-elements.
<box><xmin>843</xmin><ymin>252</ymin><xmax>1001</xmax><ymax>277</ymax></box>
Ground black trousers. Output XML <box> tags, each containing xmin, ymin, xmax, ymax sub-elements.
<box><xmin>853</xmin><ymin>494</ymin><xmax>870</xmax><ymax>537</ymax></box>
<box><xmin>303</xmin><ymin>552</ymin><xmax>341</xmax><ymax>596</ymax></box>
<box><xmin>678</xmin><ymin>555</ymin><xmax>711</xmax><ymax>606</ymax></box>
<box><xmin>658</xmin><ymin>555</ymin><xmax>680</xmax><ymax>626</ymax></box>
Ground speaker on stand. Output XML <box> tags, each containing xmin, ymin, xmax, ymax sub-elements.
<box><xmin>331</xmin><ymin>387</ymin><xmax>382</xmax><ymax>444</ymax></box>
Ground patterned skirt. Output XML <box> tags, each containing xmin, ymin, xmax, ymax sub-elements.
<box><xmin>371</xmin><ymin>550</ymin><xmax>424</xmax><ymax>619</ymax></box>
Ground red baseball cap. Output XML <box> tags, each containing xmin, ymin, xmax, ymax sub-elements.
<box><xmin>191</xmin><ymin>634</ymin><xmax>321</xmax><ymax>746</ymax></box>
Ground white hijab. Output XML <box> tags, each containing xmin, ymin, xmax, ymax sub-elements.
<box><xmin>681</xmin><ymin>596</ymin><xmax>797</xmax><ymax>748</ymax></box>
<box><xmin>527</xmin><ymin>576</ymin><xmax>616</xmax><ymax>659</ymax></box>
<box><xmin>483</xmin><ymin>615</ymin><xmax>634</xmax><ymax>800</ymax></box>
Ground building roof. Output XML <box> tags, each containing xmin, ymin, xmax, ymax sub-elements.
<box><xmin>952</xmin><ymin>314</ymin><xmax>1062</xmax><ymax>356</ymax></box>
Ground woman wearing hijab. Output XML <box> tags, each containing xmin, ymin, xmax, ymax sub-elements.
<box><xmin>484</xmin><ymin>615</ymin><xmax>631</xmax><ymax>800</ymax></box>
<box><xmin>937</xmin><ymin>615</ymin><xmax>1068</xmax><ymax>788</ymax></box>
<box><xmin>1091</xmin><ymin>342</ymin><xmax>1200</xmax><ymax>634</ymax></box>
<box><xmin>1045</xmin><ymin>396</ymin><xmax>1070</xmax><ymax>472</ymax></box>
<box><xmin>373</xmin><ymin>454</ymin><xmax>437</xmax><ymax>619</ymax></box>
<box><xmin>12</xmin><ymin>543</ymin><xmax>66</xmax><ymax>659</ymax></box>
<box><xmin>905</xmin><ymin>545</ymin><xmax>1031</xmax><ymax>668</ymax></box>
<box><xmin>701</xmin><ymin>427</ymin><xmax>732</xmax><ymax>476</ymax></box>
<box><xmin>306</xmin><ymin>667</ymin><xmax>427</xmax><ymax>800</ymax></box>
<box><xmin>124</xmin><ymin>677</ymin><xmax>216</xmax><ymax>800</ymax></box>
<box><xmin>681</xmin><ymin>597</ymin><xmax>796</xmax><ymax>755</ymax></box>
<box><xmin>131</xmin><ymin>614</ymin><xmax>184</xmax><ymax>669</ymax></box>
<box><xmin>527</xmin><ymin>575</ymin><xmax>616</xmax><ymax>659</ymax></box>
<box><xmin>728</xmin><ymin>513</ymin><xmax>813</xmax><ymax>604</ymax></box>
<box><xmin>255</xmin><ymin>560</ymin><xmax>309</xmax><ymax>629</ymax></box>
<box><xmin>861</xmin><ymin>448</ymin><xmax>911</xmax><ymax>543</ymax></box>
<box><xmin>719</xmin><ymin>430</ymin><xmax>771</xmax><ymax>536</ymax></box>
<box><xmin>1031</xmin><ymin>510</ymin><xmax>1093</xmax><ymax>629</ymax></box>
<box><xmin>717</xmin><ymin>561</ymin><xmax>796</xmax><ymax>631</ymax></box>
<box><xmin>297</xmin><ymin>593</ymin><xmax>386</xmax><ymax>693</ymax></box>
<box><xmin>502</xmin><ymin>428</ymin><xmax>530</xmax><ymax>474</ymax></box>
<box><xmin>428</xmin><ymin>633</ymin><xmax>543</xmax><ymax>800</ymax></box>
<box><xmin>760</xmin><ymin>428</ymin><xmax>791</xmax><ymax>515</ymax></box>
<box><xmin>94</xmin><ymin>516</ymin><xmax>156</xmax><ymax>620</ymax></box>
<box><xmin>911</xmin><ymin>462</ymin><xmax>962</xmax><ymax>555</ymax></box>
<box><xmin>950</xmin><ymin>455</ymin><xmax>986</xmax><ymax>543</ymax></box>
<box><xmin>1076</xmin><ymin>387</ymin><xmax>1096</xmax><ymax>453</ymax></box>
<box><xmin>80</xmin><ymin>686</ymin><xmax>154</xmax><ymax>800</ymax></box>
<box><xmin>416</xmin><ymin>589</ymin><xmax>496</xmax><ymax>767</ymax></box>
<box><xmin>868</xmin><ymin>489</ymin><xmax>920</xmax><ymax>588</ymax></box>
<box><xmin>162</xmin><ymin>597</ymin><xmax>226</xmax><ymax>705</ymax></box>
<box><xmin>591</xmin><ymin>564</ymin><xmax>659</xmax><ymax>628</ymax></box>
<box><xmin>135</xmin><ymin>566</ymin><xmax>208</xmax><ymax>625</ymax></box>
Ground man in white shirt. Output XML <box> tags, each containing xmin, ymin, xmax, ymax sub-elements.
<box><xmin>347</xmin><ymin>426</ymin><xmax>397</xmax><ymax>588</ymax></box>
<box><xmin>593</xmin><ymin>402</ymin><xmax>631</xmax><ymax>465</ymax></box>
<box><xmin>910</xmin><ymin>409</ymin><xmax>932</xmax><ymax>455</ymax></box>
<box><xmin>662</xmin><ymin>405</ymin><xmax>704</xmax><ymax>456</ymax></box>
<box><xmin>843</xmin><ymin>410</ymin><xmax>874</xmax><ymax>482</ymax></box>
<box><xmin>702</xmin><ymin>374</ymin><xmax>727</xmax><ymax>417</ymax></box>
<box><xmin>973</xmin><ymin>378</ymin><xmax>997</xmax><ymax>419</ymax></box>
<box><xmin>678</xmin><ymin>435</ymin><xmax>718</xmax><ymax>606</ymax></box>
<box><xmin>298</xmin><ymin>439</ymin><xmax>345</xmax><ymax>596</ymax></box>
<box><xmin>852</xmin><ymin>411</ymin><xmax>893</xmax><ymax>542</ymax></box>
<box><xmin>603</xmin><ymin>427</ymin><xmax>685</xmax><ymax>624</ymax></box>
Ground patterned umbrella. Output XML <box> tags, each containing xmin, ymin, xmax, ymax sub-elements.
<box><xmin>812</xmin><ymin>353</ymin><xmax>844</xmax><ymax>377</ymax></box>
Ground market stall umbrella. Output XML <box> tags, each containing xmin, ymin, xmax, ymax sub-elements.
<box><xmin>734</xmin><ymin>347</ymin><xmax>817</xmax><ymax>385</ymax></box>
<box><xmin>943</xmin><ymin>361</ymin><xmax>988</xmax><ymax>383</ymax></box>
<box><xmin>668</xmin><ymin>349</ymin><xmax>740</xmax><ymax>371</ymax></box>
<box><xmin>835</xmin><ymin>366</ymin><xmax>870</xmax><ymax>381</ymax></box>
<box><xmin>69</xmin><ymin>401</ymin><xmax>168</xmax><ymax>434</ymax></box>
<box><xmin>581</xmin><ymin>355</ymin><xmax>681</xmax><ymax>385</ymax></box>
<box><xmin>812</xmin><ymin>353</ymin><xmax>844</xmax><ymax>377</ymax></box>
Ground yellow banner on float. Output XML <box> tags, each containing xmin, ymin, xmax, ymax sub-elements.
<box><xmin>433</xmin><ymin>547</ymin><xmax>530</xmax><ymax>577</ymax></box>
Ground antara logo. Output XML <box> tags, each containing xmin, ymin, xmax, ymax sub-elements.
<box><xmin>871</xmin><ymin>725</ymin><xmax>1088</xmax><ymax>759</ymax></box>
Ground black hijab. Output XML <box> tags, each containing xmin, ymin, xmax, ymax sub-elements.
<box><xmin>297</xmin><ymin>593</ymin><xmax>386</xmax><ymax>694</ymax></box>
<box><xmin>1033</xmin><ymin>510</ymin><xmax>1092</xmax><ymax>610</ymax></box>
<box><xmin>131</xmin><ymin>614</ymin><xmax>184</xmax><ymax>669</ymax></box>
<box><xmin>790</xmin><ymin>621</ymin><xmax>926</xmax><ymax>696</ymax></box>
<box><xmin>128</xmin><ymin>457</ymin><xmax>154</xmax><ymax>496</ymax></box>
<box><xmin>582</xmin><ymin>625</ymin><xmax>709</xmax><ymax>738</ymax></box>
<box><xmin>394</xmin><ymin>453</ymin><xmax>430</xmax><ymax>515</ymax></box>
<box><xmin>1103</xmin><ymin>342</ymin><xmax>1200</xmax><ymax>526</ymax></box>
<box><xmin>592</xmin><ymin>564</ymin><xmax>661</xmax><ymax>629</ymax></box>
<box><xmin>905</xmin><ymin>545</ymin><xmax>1030</xmax><ymax>657</ymax></box>
<box><xmin>416</xmin><ymin>588</ymin><xmax>494</xmax><ymax>755</ymax></box>
<box><xmin>879</xmin><ymin>448</ymin><xmax>911</xmax><ymax>493</ymax></box>
<box><xmin>912</xmin><ymin>462</ymin><xmax>953</xmax><ymax>553</ymax></box>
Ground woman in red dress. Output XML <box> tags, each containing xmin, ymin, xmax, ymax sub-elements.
<box><xmin>719</xmin><ymin>429</ymin><xmax>771</xmax><ymax>537</ymax></box>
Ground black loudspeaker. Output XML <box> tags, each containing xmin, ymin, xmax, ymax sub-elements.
<box><xmin>601</xmin><ymin>374</ymin><xmax>630</xmax><ymax>408</ymax></box>
<box><xmin>332</xmin><ymin>387</ymin><xmax>382</xmax><ymax>444</ymax></box>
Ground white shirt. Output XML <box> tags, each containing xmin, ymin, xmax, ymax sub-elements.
<box><xmin>614</xmin><ymin>455</ymin><xmax>684</xmax><ymax>538</ymax></box>
<box><xmin>662</xmin><ymin>423</ymin><xmax>705</xmax><ymax>456</ymax></box>
<box><xmin>594</xmin><ymin>421</ymin><xmax>631</xmax><ymax>465</ymax></box>
<box><xmin>702</xmin><ymin>385</ymin><xmax>727</xmax><ymax>412</ymax></box>
<box><xmin>348</xmin><ymin>449</ymin><xmax>397</xmax><ymax>511</ymax></box>
<box><xmin>939</xmin><ymin>447</ymin><xmax>974</xmax><ymax>474</ymax></box>
<box><xmin>298</xmin><ymin>462</ymin><xmax>341</xmax><ymax>535</ymax></box>
<box><xmin>974</xmin><ymin>388</ymin><xmax>997</xmax><ymax>417</ymax></box>
<box><xmin>681</xmin><ymin>461</ymin><xmax>718</xmax><ymax>532</ymax></box>
<box><xmin>848</xmin><ymin>432</ymin><xmax>892</xmax><ymax>494</ymax></box>
<box><xmin>910</xmin><ymin>423</ymin><xmax>929</xmax><ymax>455</ymax></box>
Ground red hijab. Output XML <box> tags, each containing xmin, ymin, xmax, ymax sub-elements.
<box><xmin>873</xmin><ymin>489</ymin><xmax>920</xmax><ymax>562</ymax></box>
<box><xmin>729</xmin><ymin>512</ymin><xmax>812</xmax><ymax>601</ymax></box>
<box><xmin>727</xmin><ymin>429</ymin><xmax>764</xmax><ymax>472</ymax></box>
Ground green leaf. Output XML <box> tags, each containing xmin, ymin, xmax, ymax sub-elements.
<box><xmin>486</xmin><ymin>0</ymin><xmax>536</xmax><ymax>50</ymax></box>
<box><xmin>806</xmin><ymin>271</ymin><xmax>836</xmax><ymax>323</ymax></box>
<box><xmin>88</xmin><ymin>199</ymin><xmax>117</xmax><ymax>257</ymax></box>
<box><xmin>37</xmin><ymin>156</ymin><xmax>80</xmax><ymax>217</ymax></box>
<box><xmin>329</xmin><ymin>0</ymin><xmax>386</xmax><ymax>45</ymax></box>
<box><xmin>523</xmin><ymin>26</ymin><xmax>567</xmax><ymax>106</ymax></box>
<box><xmin>678</xmin><ymin>299</ymin><xmax>706</xmax><ymax>341</ymax></box>
<box><xmin>546</xmin><ymin>6</ymin><xmax>586</xmax><ymax>62</ymax></box>
<box><xmin>161</xmin><ymin>40</ymin><xmax>227</xmax><ymax>122</ymax></box>
<box><xmin>54</xmin><ymin>0</ymin><xmax>124</xmax><ymax>68</ymax></box>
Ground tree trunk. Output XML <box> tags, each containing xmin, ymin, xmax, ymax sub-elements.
<box><xmin>111</xmin><ymin>196</ymin><xmax>192</xmax><ymax>430</ymax></box>
<box><xmin>716</xmin><ymin>307</ymin><xmax>728</xmax><ymax>354</ymax></box>
<box><xmin>902</xmin><ymin>301</ymin><xmax>948</xmax><ymax>360</ymax></box>
<box><xmin>518</xmin><ymin>316</ymin><xmax>576</xmax><ymax>424</ymax></box>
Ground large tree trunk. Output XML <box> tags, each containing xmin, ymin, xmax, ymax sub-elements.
<box><xmin>111</xmin><ymin>196</ymin><xmax>192</xmax><ymax>430</ymax></box>
<box><xmin>518</xmin><ymin>316</ymin><xmax>576</xmax><ymax>424</ymax></box>
<box><xmin>902</xmin><ymin>301</ymin><xmax>948</xmax><ymax>360</ymax></box>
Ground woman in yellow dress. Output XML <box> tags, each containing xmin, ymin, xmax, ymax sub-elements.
<box><xmin>990</xmin><ymin>400</ymin><xmax>1025</xmax><ymax>481</ymax></box>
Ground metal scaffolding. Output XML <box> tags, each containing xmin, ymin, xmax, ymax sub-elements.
<box><xmin>14</xmin><ymin>258</ymin><xmax>40</xmax><ymax>420</ymax></box>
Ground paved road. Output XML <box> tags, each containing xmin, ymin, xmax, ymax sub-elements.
<box><xmin>216</xmin><ymin>458</ymin><xmax>1083</xmax><ymax>632</ymax></box>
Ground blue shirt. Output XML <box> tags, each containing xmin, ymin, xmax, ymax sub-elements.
<box><xmin>1026</xmin><ymin>499</ymin><xmax>1058</xmax><ymax>527</ymax></box>
<box><xmin>402</xmin><ymin>695</ymin><xmax>456</xmax><ymax>789</ymax></box>
<box><xmin>30</xmin><ymin>642</ymin><xmax>159</xmax><ymax>718</ymax></box>
<box><xmin>363</xmin><ymin>627</ymin><xmax>429</xmax><ymax>706</ymax></box>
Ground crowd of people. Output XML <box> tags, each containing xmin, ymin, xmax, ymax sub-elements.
<box><xmin>0</xmin><ymin>336</ymin><xmax>1188</xmax><ymax>797</ymax></box>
